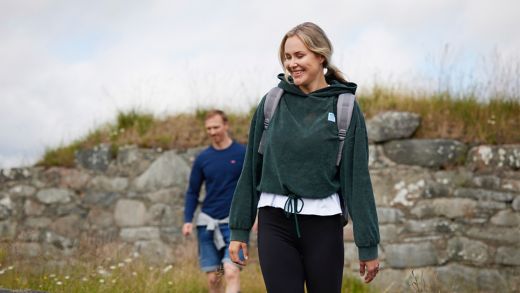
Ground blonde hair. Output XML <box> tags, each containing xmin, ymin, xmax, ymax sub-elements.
<box><xmin>278</xmin><ymin>22</ymin><xmax>347</xmax><ymax>83</ymax></box>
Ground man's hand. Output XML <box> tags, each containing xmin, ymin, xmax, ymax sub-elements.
<box><xmin>359</xmin><ymin>258</ymin><xmax>380</xmax><ymax>283</ymax></box>
<box><xmin>182</xmin><ymin>223</ymin><xmax>193</xmax><ymax>237</ymax></box>
<box><xmin>229</xmin><ymin>241</ymin><xmax>248</xmax><ymax>266</ymax></box>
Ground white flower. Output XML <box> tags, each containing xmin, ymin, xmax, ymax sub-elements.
<box><xmin>64</xmin><ymin>275</ymin><xmax>70</xmax><ymax>280</ymax></box>
<box><xmin>110</xmin><ymin>266</ymin><xmax>116</xmax><ymax>270</ymax></box>
<box><xmin>162</xmin><ymin>265</ymin><xmax>173</xmax><ymax>273</ymax></box>
<box><xmin>132</xmin><ymin>272</ymin><xmax>137</xmax><ymax>276</ymax></box>
<box><xmin>124</xmin><ymin>258</ymin><xmax>132</xmax><ymax>263</ymax></box>
<box><xmin>56</xmin><ymin>281</ymin><xmax>63</xmax><ymax>286</ymax></box>
<box><xmin>99</xmin><ymin>279</ymin><xmax>105</xmax><ymax>284</ymax></box>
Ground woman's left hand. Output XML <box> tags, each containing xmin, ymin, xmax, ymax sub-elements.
<box><xmin>359</xmin><ymin>258</ymin><xmax>380</xmax><ymax>283</ymax></box>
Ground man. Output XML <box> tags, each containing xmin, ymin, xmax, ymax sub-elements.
<box><xmin>183</xmin><ymin>110</ymin><xmax>246</xmax><ymax>293</ymax></box>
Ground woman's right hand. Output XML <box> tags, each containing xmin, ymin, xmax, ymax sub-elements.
<box><xmin>229</xmin><ymin>241</ymin><xmax>249</xmax><ymax>266</ymax></box>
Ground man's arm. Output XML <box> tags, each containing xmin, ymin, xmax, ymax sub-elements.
<box><xmin>183</xmin><ymin>155</ymin><xmax>205</xmax><ymax>236</ymax></box>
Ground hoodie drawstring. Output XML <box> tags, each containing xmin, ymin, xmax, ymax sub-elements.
<box><xmin>283</xmin><ymin>194</ymin><xmax>304</xmax><ymax>238</ymax></box>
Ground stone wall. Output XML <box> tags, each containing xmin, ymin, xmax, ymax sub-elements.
<box><xmin>0</xmin><ymin>112</ymin><xmax>519</xmax><ymax>292</ymax></box>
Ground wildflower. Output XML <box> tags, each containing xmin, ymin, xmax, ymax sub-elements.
<box><xmin>98</xmin><ymin>269</ymin><xmax>109</xmax><ymax>276</ymax></box>
<box><xmin>65</xmin><ymin>275</ymin><xmax>70</xmax><ymax>280</ymax></box>
<box><xmin>110</xmin><ymin>265</ymin><xmax>116</xmax><ymax>270</ymax></box>
<box><xmin>118</xmin><ymin>262</ymin><xmax>125</xmax><ymax>267</ymax></box>
<box><xmin>132</xmin><ymin>272</ymin><xmax>137</xmax><ymax>276</ymax></box>
<box><xmin>124</xmin><ymin>258</ymin><xmax>132</xmax><ymax>263</ymax></box>
<box><xmin>56</xmin><ymin>281</ymin><xmax>63</xmax><ymax>286</ymax></box>
<box><xmin>168</xmin><ymin>281</ymin><xmax>173</xmax><ymax>286</ymax></box>
<box><xmin>82</xmin><ymin>277</ymin><xmax>88</xmax><ymax>282</ymax></box>
<box><xmin>7</xmin><ymin>266</ymin><xmax>13</xmax><ymax>270</ymax></box>
<box><xmin>99</xmin><ymin>279</ymin><xmax>105</xmax><ymax>284</ymax></box>
<box><xmin>112</xmin><ymin>279</ymin><xmax>117</xmax><ymax>284</ymax></box>
<box><xmin>49</xmin><ymin>274</ymin><xmax>56</xmax><ymax>278</ymax></box>
<box><xmin>0</xmin><ymin>270</ymin><xmax>5</xmax><ymax>275</ymax></box>
<box><xmin>149</xmin><ymin>266</ymin><xmax>154</xmax><ymax>271</ymax></box>
<box><xmin>162</xmin><ymin>265</ymin><xmax>173</xmax><ymax>273</ymax></box>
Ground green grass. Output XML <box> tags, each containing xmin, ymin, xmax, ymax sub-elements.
<box><xmin>37</xmin><ymin>90</ymin><xmax>520</xmax><ymax>168</ymax></box>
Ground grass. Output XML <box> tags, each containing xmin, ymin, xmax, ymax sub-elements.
<box><xmin>36</xmin><ymin>89</ymin><xmax>520</xmax><ymax>168</ymax></box>
<box><xmin>0</xmin><ymin>240</ymin><xmax>374</xmax><ymax>293</ymax></box>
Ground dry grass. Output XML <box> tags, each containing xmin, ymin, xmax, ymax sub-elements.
<box><xmin>0</xmin><ymin>240</ymin><xmax>373</xmax><ymax>293</ymax></box>
<box><xmin>37</xmin><ymin>91</ymin><xmax>520</xmax><ymax>168</ymax></box>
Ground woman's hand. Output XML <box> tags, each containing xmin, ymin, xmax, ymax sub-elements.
<box><xmin>359</xmin><ymin>258</ymin><xmax>380</xmax><ymax>283</ymax></box>
<box><xmin>229</xmin><ymin>241</ymin><xmax>249</xmax><ymax>266</ymax></box>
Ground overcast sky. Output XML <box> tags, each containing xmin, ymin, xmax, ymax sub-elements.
<box><xmin>1</xmin><ymin>0</ymin><xmax>519</xmax><ymax>168</ymax></box>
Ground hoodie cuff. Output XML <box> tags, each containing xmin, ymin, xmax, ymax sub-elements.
<box><xmin>358</xmin><ymin>246</ymin><xmax>378</xmax><ymax>261</ymax></box>
<box><xmin>230</xmin><ymin>229</ymin><xmax>250</xmax><ymax>243</ymax></box>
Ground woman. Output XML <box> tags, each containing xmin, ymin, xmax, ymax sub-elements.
<box><xmin>229</xmin><ymin>22</ymin><xmax>380</xmax><ymax>292</ymax></box>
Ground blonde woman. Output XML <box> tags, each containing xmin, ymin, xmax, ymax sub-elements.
<box><xmin>229</xmin><ymin>22</ymin><xmax>380</xmax><ymax>292</ymax></box>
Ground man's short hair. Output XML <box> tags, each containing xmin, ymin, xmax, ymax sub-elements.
<box><xmin>205</xmin><ymin>109</ymin><xmax>228</xmax><ymax>123</ymax></box>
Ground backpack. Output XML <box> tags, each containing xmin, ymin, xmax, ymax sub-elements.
<box><xmin>257</xmin><ymin>87</ymin><xmax>356</xmax><ymax>166</ymax></box>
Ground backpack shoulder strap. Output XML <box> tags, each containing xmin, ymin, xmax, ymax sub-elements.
<box><xmin>258</xmin><ymin>87</ymin><xmax>284</xmax><ymax>154</ymax></box>
<box><xmin>336</xmin><ymin>93</ymin><xmax>356</xmax><ymax>166</ymax></box>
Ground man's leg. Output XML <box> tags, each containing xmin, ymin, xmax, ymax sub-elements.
<box><xmin>223</xmin><ymin>262</ymin><xmax>240</xmax><ymax>293</ymax></box>
<box><xmin>198</xmin><ymin>226</ymin><xmax>224</xmax><ymax>293</ymax></box>
<box><xmin>207</xmin><ymin>271</ymin><xmax>223</xmax><ymax>293</ymax></box>
<box><xmin>220</xmin><ymin>223</ymin><xmax>241</xmax><ymax>293</ymax></box>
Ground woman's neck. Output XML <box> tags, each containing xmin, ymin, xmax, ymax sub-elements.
<box><xmin>299</xmin><ymin>75</ymin><xmax>328</xmax><ymax>94</ymax></box>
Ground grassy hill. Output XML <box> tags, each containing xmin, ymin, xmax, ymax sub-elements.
<box><xmin>39</xmin><ymin>89</ymin><xmax>520</xmax><ymax>168</ymax></box>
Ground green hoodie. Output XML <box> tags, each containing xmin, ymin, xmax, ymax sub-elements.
<box><xmin>229</xmin><ymin>74</ymin><xmax>380</xmax><ymax>261</ymax></box>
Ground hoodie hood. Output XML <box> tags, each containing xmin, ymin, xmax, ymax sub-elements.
<box><xmin>277</xmin><ymin>73</ymin><xmax>357</xmax><ymax>98</ymax></box>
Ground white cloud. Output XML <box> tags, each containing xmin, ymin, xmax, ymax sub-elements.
<box><xmin>1</xmin><ymin>0</ymin><xmax>519</xmax><ymax>168</ymax></box>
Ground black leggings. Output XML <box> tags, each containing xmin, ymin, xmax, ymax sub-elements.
<box><xmin>257</xmin><ymin>207</ymin><xmax>344</xmax><ymax>293</ymax></box>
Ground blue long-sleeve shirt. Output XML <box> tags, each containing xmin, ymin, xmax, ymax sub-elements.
<box><xmin>184</xmin><ymin>141</ymin><xmax>246</xmax><ymax>223</ymax></box>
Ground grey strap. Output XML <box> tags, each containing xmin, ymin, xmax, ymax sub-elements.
<box><xmin>336</xmin><ymin>93</ymin><xmax>356</xmax><ymax>166</ymax></box>
<box><xmin>258</xmin><ymin>87</ymin><xmax>284</xmax><ymax>154</ymax></box>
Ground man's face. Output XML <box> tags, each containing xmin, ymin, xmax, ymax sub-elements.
<box><xmin>205</xmin><ymin>115</ymin><xmax>229</xmax><ymax>145</ymax></box>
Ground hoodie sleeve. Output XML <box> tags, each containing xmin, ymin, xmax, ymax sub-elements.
<box><xmin>340</xmin><ymin>101</ymin><xmax>380</xmax><ymax>261</ymax></box>
<box><xmin>229</xmin><ymin>97</ymin><xmax>266</xmax><ymax>242</ymax></box>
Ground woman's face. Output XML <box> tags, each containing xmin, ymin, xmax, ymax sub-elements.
<box><xmin>283</xmin><ymin>35</ymin><xmax>325</xmax><ymax>92</ymax></box>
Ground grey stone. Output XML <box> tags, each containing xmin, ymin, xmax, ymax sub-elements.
<box><xmin>421</xmin><ymin>182</ymin><xmax>451</xmax><ymax>198</ymax></box>
<box><xmin>491</xmin><ymin>210</ymin><xmax>520</xmax><ymax>226</ymax></box>
<box><xmin>0</xmin><ymin>168</ymin><xmax>32</xmax><ymax>182</ymax></box>
<box><xmin>145</xmin><ymin>188</ymin><xmax>184</xmax><ymax>204</ymax></box>
<box><xmin>133</xmin><ymin>150</ymin><xmax>190</xmax><ymax>191</ymax></box>
<box><xmin>25</xmin><ymin>217</ymin><xmax>52</xmax><ymax>229</ymax></box>
<box><xmin>16</xmin><ymin>229</ymin><xmax>41</xmax><ymax>242</ymax></box>
<box><xmin>134</xmin><ymin>240</ymin><xmax>174</xmax><ymax>264</ymax></box>
<box><xmin>435</xmin><ymin>264</ymin><xmax>508</xmax><ymax>293</ymax></box>
<box><xmin>377</xmin><ymin>207</ymin><xmax>404</xmax><ymax>224</ymax></box>
<box><xmin>0</xmin><ymin>220</ymin><xmax>16</xmax><ymax>240</ymax></box>
<box><xmin>12</xmin><ymin>242</ymin><xmax>42</xmax><ymax>257</ymax></box>
<box><xmin>44</xmin><ymin>231</ymin><xmax>75</xmax><ymax>250</ymax></box>
<box><xmin>384</xmin><ymin>242</ymin><xmax>439</xmax><ymax>268</ymax></box>
<box><xmin>36</xmin><ymin>188</ymin><xmax>72</xmax><ymax>204</ymax></box>
<box><xmin>87</xmin><ymin>208</ymin><xmax>114</xmax><ymax>228</ymax></box>
<box><xmin>116</xmin><ymin>145</ymin><xmax>142</xmax><ymax>165</ymax></box>
<box><xmin>447</xmin><ymin>237</ymin><xmax>489</xmax><ymax>265</ymax></box>
<box><xmin>9</xmin><ymin>185</ymin><xmax>36</xmax><ymax>197</ymax></box>
<box><xmin>50</xmin><ymin>215</ymin><xmax>81</xmax><ymax>238</ymax></box>
<box><xmin>467</xmin><ymin>145</ymin><xmax>520</xmax><ymax>171</ymax></box>
<box><xmin>379</xmin><ymin>225</ymin><xmax>400</xmax><ymax>242</ymax></box>
<box><xmin>160</xmin><ymin>226</ymin><xmax>182</xmax><ymax>244</ymax></box>
<box><xmin>75</xmin><ymin>143</ymin><xmax>112</xmax><ymax>171</ymax></box>
<box><xmin>55</xmin><ymin>202</ymin><xmax>88</xmax><ymax>217</ymax></box>
<box><xmin>114</xmin><ymin>199</ymin><xmax>147</xmax><ymax>227</ymax></box>
<box><xmin>454</xmin><ymin>187</ymin><xmax>516</xmax><ymax>202</ymax></box>
<box><xmin>366</xmin><ymin>111</ymin><xmax>420</xmax><ymax>143</ymax></box>
<box><xmin>471</xmin><ymin>175</ymin><xmax>501</xmax><ymax>190</ymax></box>
<box><xmin>83</xmin><ymin>191</ymin><xmax>119</xmax><ymax>207</ymax></box>
<box><xmin>496</xmin><ymin>246</ymin><xmax>520</xmax><ymax>266</ymax></box>
<box><xmin>502</xmin><ymin>178</ymin><xmax>520</xmax><ymax>192</ymax></box>
<box><xmin>410</xmin><ymin>198</ymin><xmax>477</xmax><ymax>219</ymax></box>
<box><xmin>403</xmin><ymin>218</ymin><xmax>460</xmax><ymax>235</ymax></box>
<box><xmin>0</xmin><ymin>205</ymin><xmax>10</xmax><ymax>220</ymax></box>
<box><xmin>89</xmin><ymin>176</ymin><xmax>128</xmax><ymax>192</ymax></box>
<box><xmin>383</xmin><ymin>139</ymin><xmax>466</xmax><ymax>168</ymax></box>
<box><xmin>477</xmin><ymin>200</ymin><xmax>507</xmax><ymax>211</ymax></box>
<box><xmin>513</xmin><ymin>197</ymin><xmax>520</xmax><ymax>211</ymax></box>
<box><xmin>120</xmin><ymin>227</ymin><xmax>160</xmax><ymax>242</ymax></box>
<box><xmin>24</xmin><ymin>199</ymin><xmax>45</xmax><ymax>216</ymax></box>
<box><xmin>466</xmin><ymin>226</ymin><xmax>520</xmax><ymax>244</ymax></box>
<box><xmin>147</xmin><ymin>203</ymin><xmax>176</xmax><ymax>226</ymax></box>
<box><xmin>370</xmin><ymin>167</ymin><xmax>431</xmax><ymax>207</ymax></box>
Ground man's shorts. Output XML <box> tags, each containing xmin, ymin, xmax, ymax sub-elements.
<box><xmin>196</xmin><ymin>224</ymin><xmax>243</xmax><ymax>272</ymax></box>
